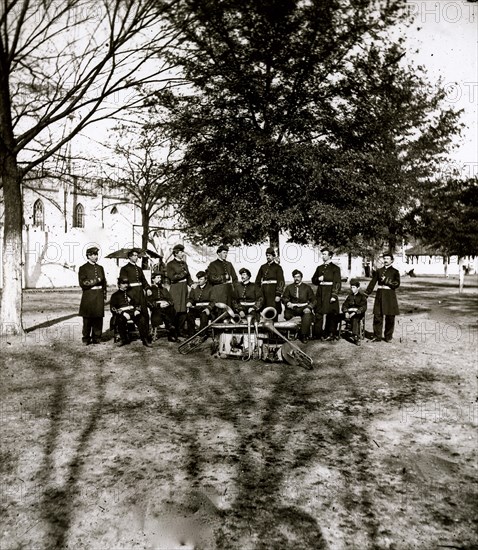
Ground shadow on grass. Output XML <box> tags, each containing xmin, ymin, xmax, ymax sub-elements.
<box><xmin>37</xmin><ymin>352</ymin><xmax>106</xmax><ymax>549</ymax></box>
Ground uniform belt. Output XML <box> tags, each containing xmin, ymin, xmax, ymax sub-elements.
<box><xmin>319</xmin><ymin>282</ymin><xmax>333</xmax><ymax>286</ymax></box>
<box><xmin>90</xmin><ymin>285</ymin><xmax>103</xmax><ymax>290</ymax></box>
<box><xmin>195</xmin><ymin>302</ymin><xmax>210</xmax><ymax>307</ymax></box>
<box><xmin>118</xmin><ymin>306</ymin><xmax>134</xmax><ymax>312</ymax></box>
<box><xmin>240</xmin><ymin>301</ymin><xmax>256</xmax><ymax>307</ymax></box>
<box><xmin>171</xmin><ymin>279</ymin><xmax>187</xmax><ymax>284</ymax></box>
<box><xmin>291</xmin><ymin>302</ymin><xmax>308</xmax><ymax>307</ymax></box>
<box><xmin>129</xmin><ymin>282</ymin><xmax>142</xmax><ymax>287</ymax></box>
<box><xmin>261</xmin><ymin>280</ymin><xmax>277</xmax><ymax>284</ymax></box>
<box><xmin>377</xmin><ymin>285</ymin><xmax>392</xmax><ymax>290</ymax></box>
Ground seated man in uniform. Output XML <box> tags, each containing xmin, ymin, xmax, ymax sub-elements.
<box><xmin>110</xmin><ymin>277</ymin><xmax>152</xmax><ymax>347</ymax></box>
<box><xmin>282</xmin><ymin>269</ymin><xmax>316</xmax><ymax>343</ymax></box>
<box><xmin>232</xmin><ymin>268</ymin><xmax>264</xmax><ymax>322</ymax></box>
<box><xmin>147</xmin><ymin>272</ymin><xmax>178</xmax><ymax>342</ymax></box>
<box><xmin>186</xmin><ymin>270</ymin><xmax>215</xmax><ymax>337</ymax></box>
<box><xmin>338</xmin><ymin>278</ymin><xmax>367</xmax><ymax>345</ymax></box>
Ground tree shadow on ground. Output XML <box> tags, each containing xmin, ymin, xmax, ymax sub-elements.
<box><xmin>36</xmin><ymin>351</ymin><xmax>107</xmax><ymax>549</ymax></box>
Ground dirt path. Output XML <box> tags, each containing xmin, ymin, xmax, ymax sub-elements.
<box><xmin>0</xmin><ymin>278</ymin><xmax>476</xmax><ymax>549</ymax></box>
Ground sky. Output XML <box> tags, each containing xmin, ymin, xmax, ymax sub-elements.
<box><xmin>403</xmin><ymin>0</ymin><xmax>477</xmax><ymax>176</ymax></box>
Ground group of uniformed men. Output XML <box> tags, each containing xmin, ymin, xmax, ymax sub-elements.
<box><xmin>78</xmin><ymin>244</ymin><xmax>400</xmax><ymax>348</ymax></box>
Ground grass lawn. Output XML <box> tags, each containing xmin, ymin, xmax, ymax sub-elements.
<box><xmin>0</xmin><ymin>277</ymin><xmax>477</xmax><ymax>549</ymax></box>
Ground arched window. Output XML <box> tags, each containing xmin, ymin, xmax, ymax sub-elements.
<box><xmin>74</xmin><ymin>203</ymin><xmax>85</xmax><ymax>228</ymax></box>
<box><xmin>33</xmin><ymin>199</ymin><xmax>44</xmax><ymax>229</ymax></box>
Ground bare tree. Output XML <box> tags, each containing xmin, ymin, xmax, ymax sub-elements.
<box><xmin>0</xmin><ymin>0</ymin><xmax>180</xmax><ymax>335</ymax></box>
<box><xmin>101</xmin><ymin>121</ymin><xmax>179</xmax><ymax>256</ymax></box>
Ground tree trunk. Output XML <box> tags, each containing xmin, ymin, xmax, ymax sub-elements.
<box><xmin>458</xmin><ymin>256</ymin><xmax>464</xmax><ymax>293</ymax></box>
<box><xmin>141</xmin><ymin>208</ymin><xmax>150</xmax><ymax>271</ymax></box>
<box><xmin>0</xmin><ymin>158</ymin><xmax>24</xmax><ymax>336</ymax></box>
<box><xmin>268</xmin><ymin>226</ymin><xmax>280</xmax><ymax>257</ymax></box>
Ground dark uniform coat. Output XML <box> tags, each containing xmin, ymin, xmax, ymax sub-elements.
<box><xmin>78</xmin><ymin>261</ymin><xmax>107</xmax><ymax>317</ymax></box>
<box><xmin>312</xmin><ymin>262</ymin><xmax>341</xmax><ymax>314</ymax></box>
<box><xmin>342</xmin><ymin>291</ymin><xmax>368</xmax><ymax>315</ymax></box>
<box><xmin>147</xmin><ymin>284</ymin><xmax>176</xmax><ymax>330</ymax></box>
<box><xmin>254</xmin><ymin>261</ymin><xmax>285</xmax><ymax>310</ymax></box>
<box><xmin>365</xmin><ymin>266</ymin><xmax>400</xmax><ymax>315</ymax></box>
<box><xmin>188</xmin><ymin>283</ymin><xmax>215</xmax><ymax>311</ymax></box>
<box><xmin>207</xmin><ymin>259</ymin><xmax>238</xmax><ymax>307</ymax></box>
<box><xmin>232</xmin><ymin>282</ymin><xmax>264</xmax><ymax>314</ymax></box>
<box><xmin>166</xmin><ymin>258</ymin><xmax>193</xmax><ymax>313</ymax></box>
<box><xmin>119</xmin><ymin>262</ymin><xmax>150</xmax><ymax>312</ymax></box>
<box><xmin>282</xmin><ymin>282</ymin><xmax>316</xmax><ymax>310</ymax></box>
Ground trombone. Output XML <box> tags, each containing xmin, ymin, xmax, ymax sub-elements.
<box><xmin>178</xmin><ymin>302</ymin><xmax>235</xmax><ymax>355</ymax></box>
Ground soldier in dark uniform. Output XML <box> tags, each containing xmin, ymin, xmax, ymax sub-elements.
<box><xmin>148</xmin><ymin>272</ymin><xmax>178</xmax><ymax>342</ymax></box>
<box><xmin>166</xmin><ymin>243</ymin><xmax>193</xmax><ymax>336</ymax></box>
<box><xmin>186</xmin><ymin>271</ymin><xmax>215</xmax><ymax>336</ymax></box>
<box><xmin>207</xmin><ymin>245</ymin><xmax>238</xmax><ymax>308</ymax></box>
<box><xmin>232</xmin><ymin>268</ymin><xmax>264</xmax><ymax>322</ymax></box>
<box><xmin>282</xmin><ymin>270</ymin><xmax>316</xmax><ymax>343</ymax></box>
<box><xmin>312</xmin><ymin>248</ymin><xmax>342</xmax><ymax>341</ymax></box>
<box><xmin>254</xmin><ymin>247</ymin><xmax>285</xmax><ymax>316</ymax></box>
<box><xmin>365</xmin><ymin>253</ymin><xmax>400</xmax><ymax>342</ymax></box>
<box><xmin>119</xmin><ymin>249</ymin><xmax>152</xmax><ymax>327</ymax></box>
<box><xmin>110</xmin><ymin>277</ymin><xmax>152</xmax><ymax>347</ymax></box>
<box><xmin>78</xmin><ymin>246</ymin><xmax>107</xmax><ymax>345</ymax></box>
<box><xmin>339</xmin><ymin>279</ymin><xmax>368</xmax><ymax>345</ymax></box>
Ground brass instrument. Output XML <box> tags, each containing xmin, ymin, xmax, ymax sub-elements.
<box><xmin>243</xmin><ymin>314</ymin><xmax>254</xmax><ymax>361</ymax></box>
<box><xmin>260</xmin><ymin>309</ymin><xmax>313</xmax><ymax>371</ymax></box>
<box><xmin>178</xmin><ymin>302</ymin><xmax>235</xmax><ymax>354</ymax></box>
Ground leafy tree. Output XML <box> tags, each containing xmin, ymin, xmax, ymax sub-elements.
<box><xmin>0</xmin><ymin>0</ymin><xmax>178</xmax><ymax>335</ymax></box>
<box><xmin>409</xmin><ymin>177</ymin><xmax>478</xmax><ymax>260</ymax></box>
<box><xmin>151</xmin><ymin>0</ymin><xmax>463</xmax><ymax>257</ymax></box>
<box><xmin>151</xmin><ymin>0</ymin><xmax>412</xmax><ymax>248</ymax></box>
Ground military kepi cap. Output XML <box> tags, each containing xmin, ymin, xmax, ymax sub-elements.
<box><xmin>172</xmin><ymin>243</ymin><xmax>185</xmax><ymax>252</ymax></box>
<box><xmin>217</xmin><ymin>244</ymin><xmax>229</xmax><ymax>253</ymax></box>
<box><xmin>266</xmin><ymin>247</ymin><xmax>275</xmax><ymax>255</ymax></box>
<box><xmin>86</xmin><ymin>247</ymin><xmax>99</xmax><ymax>256</ymax></box>
<box><xmin>239</xmin><ymin>268</ymin><xmax>251</xmax><ymax>277</ymax></box>
<box><xmin>196</xmin><ymin>271</ymin><xmax>206</xmax><ymax>278</ymax></box>
<box><xmin>350</xmin><ymin>278</ymin><xmax>360</xmax><ymax>287</ymax></box>
<box><xmin>292</xmin><ymin>269</ymin><xmax>303</xmax><ymax>277</ymax></box>
<box><xmin>118</xmin><ymin>277</ymin><xmax>129</xmax><ymax>284</ymax></box>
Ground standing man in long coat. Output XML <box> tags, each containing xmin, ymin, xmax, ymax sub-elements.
<box><xmin>166</xmin><ymin>243</ymin><xmax>193</xmax><ymax>336</ymax></box>
<box><xmin>365</xmin><ymin>253</ymin><xmax>400</xmax><ymax>342</ymax></box>
<box><xmin>207</xmin><ymin>245</ymin><xmax>238</xmax><ymax>308</ymax></box>
<box><xmin>312</xmin><ymin>248</ymin><xmax>342</xmax><ymax>341</ymax></box>
<box><xmin>78</xmin><ymin>246</ymin><xmax>107</xmax><ymax>345</ymax></box>
<box><xmin>254</xmin><ymin>247</ymin><xmax>285</xmax><ymax>316</ymax></box>
<box><xmin>119</xmin><ymin>249</ymin><xmax>152</xmax><ymax>324</ymax></box>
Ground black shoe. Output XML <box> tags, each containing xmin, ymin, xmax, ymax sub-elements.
<box><xmin>324</xmin><ymin>335</ymin><xmax>334</xmax><ymax>341</ymax></box>
<box><xmin>370</xmin><ymin>336</ymin><xmax>381</xmax><ymax>342</ymax></box>
<box><xmin>384</xmin><ymin>338</ymin><xmax>392</xmax><ymax>343</ymax></box>
<box><xmin>91</xmin><ymin>340</ymin><xmax>101</xmax><ymax>345</ymax></box>
<box><xmin>168</xmin><ymin>335</ymin><xmax>179</xmax><ymax>342</ymax></box>
<box><xmin>82</xmin><ymin>340</ymin><xmax>90</xmax><ymax>346</ymax></box>
<box><xmin>299</xmin><ymin>335</ymin><xmax>309</xmax><ymax>343</ymax></box>
<box><xmin>118</xmin><ymin>340</ymin><xmax>129</xmax><ymax>347</ymax></box>
<box><xmin>142</xmin><ymin>340</ymin><xmax>153</xmax><ymax>348</ymax></box>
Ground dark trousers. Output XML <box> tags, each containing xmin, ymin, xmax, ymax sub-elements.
<box><xmin>313</xmin><ymin>312</ymin><xmax>338</xmax><ymax>339</ymax></box>
<box><xmin>373</xmin><ymin>314</ymin><xmax>396</xmax><ymax>341</ymax></box>
<box><xmin>82</xmin><ymin>317</ymin><xmax>103</xmax><ymax>343</ymax></box>
<box><xmin>114</xmin><ymin>312</ymin><xmax>149</xmax><ymax>343</ymax></box>
<box><xmin>174</xmin><ymin>311</ymin><xmax>188</xmax><ymax>336</ymax></box>
<box><xmin>151</xmin><ymin>305</ymin><xmax>176</xmax><ymax>331</ymax></box>
<box><xmin>338</xmin><ymin>313</ymin><xmax>364</xmax><ymax>338</ymax></box>
<box><xmin>284</xmin><ymin>307</ymin><xmax>313</xmax><ymax>338</ymax></box>
<box><xmin>187</xmin><ymin>308</ymin><xmax>211</xmax><ymax>336</ymax></box>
